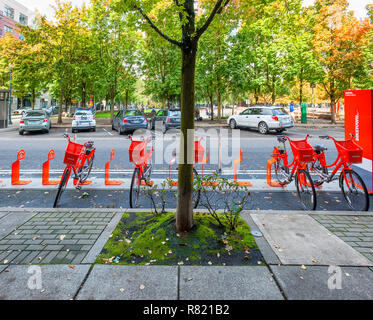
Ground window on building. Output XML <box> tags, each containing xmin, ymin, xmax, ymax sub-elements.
<box><xmin>4</xmin><ymin>25</ymin><xmax>14</xmax><ymax>34</ymax></box>
<box><xmin>19</xmin><ymin>13</ymin><xmax>28</xmax><ymax>25</ymax></box>
<box><xmin>4</xmin><ymin>5</ymin><xmax>14</xmax><ymax>19</ymax></box>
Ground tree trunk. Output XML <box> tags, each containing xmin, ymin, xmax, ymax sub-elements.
<box><xmin>176</xmin><ymin>42</ymin><xmax>197</xmax><ymax>233</ymax></box>
<box><xmin>210</xmin><ymin>93</ymin><xmax>214</xmax><ymax>121</ymax></box>
<box><xmin>82</xmin><ymin>85</ymin><xmax>86</xmax><ymax>107</ymax></box>
<box><xmin>58</xmin><ymin>87</ymin><xmax>63</xmax><ymax>124</ymax></box>
<box><xmin>125</xmin><ymin>90</ymin><xmax>129</xmax><ymax>108</ymax></box>
<box><xmin>330</xmin><ymin>83</ymin><xmax>336</xmax><ymax>124</ymax></box>
<box><xmin>31</xmin><ymin>90</ymin><xmax>35</xmax><ymax>110</ymax></box>
<box><xmin>64</xmin><ymin>99</ymin><xmax>68</xmax><ymax>113</ymax></box>
<box><xmin>299</xmin><ymin>78</ymin><xmax>303</xmax><ymax>106</ymax></box>
<box><xmin>110</xmin><ymin>95</ymin><xmax>115</xmax><ymax>122</ymax></box>
<box><xmin>217</xmin><ymin>79</ymin><xmax>222</xmax><ymax>121</ymax></box>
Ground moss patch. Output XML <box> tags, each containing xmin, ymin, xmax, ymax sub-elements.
<box><xmin>96</xmin><ymin>212</ymin><xmax>264</xmax><ymax>266</ymax></box>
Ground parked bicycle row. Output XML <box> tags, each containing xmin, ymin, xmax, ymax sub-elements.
<box><xmin>272</xmin><ymin>133</ymin><xmax>369</xmax><ymax>211</ymax></box>
<box><xmin>49</xmin><ymin>131</ymin><xmax>370</xmax><ymax>212</ymax></box>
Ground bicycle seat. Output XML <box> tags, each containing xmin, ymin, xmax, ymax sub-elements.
<box><xmin>313</xmin><ymin>144</ymin><xmax>327</xmax><ymax>153</ymax></box>
<box><xmin>319</xmin><ymin>135</ymin><xmax>330</xmax><ymax>140</ymax></box>
<box><xmin>85</xmin><ymin>141</ymin><xmax>94</xmax><ymax>149</ymax></box>
<box><xmin>277</xmin><ymin>136</ymin><xmax>287</xmax><ymax>143</ymax></box>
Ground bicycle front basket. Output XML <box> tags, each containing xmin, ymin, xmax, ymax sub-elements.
<box><xmin>194</xmin><ymin>140</ymin><xmax>205</xmax><ymax>163</ymax></box>
<box><xmin>64</xmin><ymin>141</ymin><xmax>84</xmax><ymax>166</ymax></box>
<box><xmin>334</xmin><ymin>140</ymin><xmax>363</xmax><ymax>163</ymax></box>
<box><xmin>289</xmin><ymin>139</ymin><xmax>314</xmax><ymax>163</ymax></box>
<box><xmin>129</xmin><ymin>140</ymin><xmax>146</xmax><ymax>164</ymax></box>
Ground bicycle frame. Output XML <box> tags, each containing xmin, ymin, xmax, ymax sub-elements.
<box><xmin>311</xmin><ymin>135</ymin><xmax>355</xmax><ymax>187</ymax></box>
<box><xmin>61</xmin><ymin>136</ymin><xmax>96</xmax><ymax>186</ymax></box>
<box><xmin>273</xmin><ymin>135</ymin><xmax>310</xmax><ymax>184</ymax></box>
<box><xmin>131</xmin><ymin>136</ymin><xmax>153</xmax><ymax>185</ymax></box>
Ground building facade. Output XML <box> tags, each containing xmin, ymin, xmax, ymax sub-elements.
<box><xmin>0</xmin><ymin>0</ymin><xmax>33</xmax><ymax>39</ymax></box>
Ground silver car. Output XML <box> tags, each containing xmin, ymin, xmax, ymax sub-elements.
<box><xmin>19</xmin><ymin>110</ymin><xmax>51</xmax><ymax>135</ymax></box>
<box><xmin>227</xmin><ymin>106</ymin><xmax>294</xmax><ymax>134</ymax></box>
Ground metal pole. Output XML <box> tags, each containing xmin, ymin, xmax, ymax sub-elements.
<box><xmin>8</xmin><ymin>69</ymin><xmax>12</xmax><ymax>125</ymax></box>
<box><xmin>312</xmin><ymin>87</ymin><xmax>315</xmax><ymax>124</ymax></box>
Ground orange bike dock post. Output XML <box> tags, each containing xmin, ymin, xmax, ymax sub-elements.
<box><xmin>105</xmin><ymin>149</ymin><xmax>123</xmax><ymax>185</ymax></box>
<box><xmin>266</xmin><ymin>157</ymin><xmax>283</xmax><ymax>187</ymax></box>
<box><xmin>42</xmin><ymin>150</ymin><xmax>60</xmax><ymax>185</ymax></box>
<box><xmin>233</xmin><ymin>149</ymin><xmax>252</xmax><ymax>187</ymax></box>
<box><xmin>12</xmin><ymin>150</ymin><xmax>32</xmax><ymax>185</ymax></box>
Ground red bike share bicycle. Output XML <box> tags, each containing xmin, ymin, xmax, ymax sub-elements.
<box><xmin>53</xmin><ymin>134</ymin><xmax>96</xmax><ymax>208</ymax></box>
<box><xmin>309</xmin><ymin>133</ymin><xmax>369</xmax><ymax>211</ymax></box>
<box><xmin>273</xmin><ymin>134</ymin><xmax>317</xmax><ymax>210</ymax></box>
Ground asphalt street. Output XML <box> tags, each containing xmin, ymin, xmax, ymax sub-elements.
<box><xmin>2</xmin><ymin>124</ymin><xmax>370</xmax><ymax>211</ymax></box>
<box><xmin>0</xmin><ymin>125</ymin><xmax>344</xmax><ymax>175</ymax></box>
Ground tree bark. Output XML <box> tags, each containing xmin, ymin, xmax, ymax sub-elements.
<box><xmin>330</xmin><ymin>81</ymin><xmax>336</xmax><ymax>124</ymax></box>
<box><xmin>58</xmin><ymin>87</ymin><xmax>63</xmax><ymax>125</ymax></box>
<box><xmin>31</xmin><ymin>90</ymin><xmax>35</xmax><ymax>110</ymax></box>
<box><xmin>210</xmin><ymin>93</ymin><xmax>214</xmax><ymax>121</ymax></box>
<box><xmin>176</xmin><ymin>44</ymin><xmax>197</xmax><ymax>232</ymax></box>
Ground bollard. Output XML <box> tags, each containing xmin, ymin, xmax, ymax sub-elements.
<box><xmin>233</xmin><ymin>149</ymin><xmax>252</xmax><ymax>187</ymax></box>
<box><xmin>12</xmin><ymin>150</ymin><xmax>32</xmax><ymax>185</ymax></box>
<box><xmin>42</xmin><ymin>150</ymin><xmax>60</xmax><ymax>185</ymax></box>
<box><xmin>105</xmin><ymin>149</ymin><xmax>123</xmax><ymax>185</ymax></box>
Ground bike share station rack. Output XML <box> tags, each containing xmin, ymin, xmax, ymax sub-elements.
<box><xmin>344</xmin><ymin>89</ymin><xmax>373</xmax><ymax>194</ymax></box>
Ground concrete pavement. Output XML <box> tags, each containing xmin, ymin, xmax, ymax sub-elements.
<box><xmin>0</xmin><ymin>208</ymin><xmax>372</xmax><ymax>300</ymax></box>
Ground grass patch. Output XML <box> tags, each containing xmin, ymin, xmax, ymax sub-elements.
<box><xmin>96</xmin><ymin>212</ymin><xmax>264</xmax><ymax>266</ymax></box>
<box><xmin>94</xmin><ymin>112</ymin><xmax>112</xmax><ymax>118</ymax></box>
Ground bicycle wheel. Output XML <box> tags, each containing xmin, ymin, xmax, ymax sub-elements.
<box><xmin>339</xmin><ymin>169</ymin><xmax>369</xmax><ymax>211</ymax></box>
<box><xmin>78</xmin><ymin>154</ymin><xmax>95</xmax><ymax>183</ymax></box>
<box><xmin>53</xmin><ymin>167</ymin><xmax>71</xmax><ymax>208</ymax></box>
<box><xmin>274</xmin><ymin>157</ymin><xmax>289</xmax><ymax>185</ymax></box>
<box><xmin>295</xmin><ymin>169</ymin><xmax>317</xmax><ymax>210</ymax></box>
<box><xmin>192</xmin><ymin>168</ymin><xmax>201</xmax><ymax>209</ymax></box>
<box><xmin>130</xmin><ymin>167</ymin><xmax>141</xmax><ymax>208</ymax></box>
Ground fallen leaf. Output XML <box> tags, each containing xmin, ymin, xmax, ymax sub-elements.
<box><xmin>120</xmin><ymin>288</ymin><xmax>125</xmax><ymax>292</ymax></box>
<box><xmin>301</xmin><ymin>265</ymin><xmax>307</xmax><ymax>270</ymax></box>
<box><xmin>68</xmin><ymin>265</ymin><xmax>76</xmax><ymax>269</ymax></box>
<box><xmin>59</xmin><ymin>235</ymin><xmax>65</xmax><ymax>241</ymax></box>
<box><xmin>345</xmin><ymin>273</ymin><xmax>350</xmax><ymax>277</ymax></box>
<box><xmin>139</xmin><ymin>284</ymin><xmax>145</xmax><ymax>290</ymax></box>
<box><xmin>3</xmin><ymin>260</ymin><xmax>8</xmax><ymax>264</ymax></box>
<box><xmin>208</xmin><ymin>261</ymin><xmax>212</xmax><ymax>265</ymax></box>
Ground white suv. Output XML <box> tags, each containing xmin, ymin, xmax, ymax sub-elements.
<box><xmin>72</xmin><ymin>109</ymin><xmax>96</xmax><ymax>133</ymax></box>
<box><xmin>227</xmin><ymin>106</ymin><xmax>294</xmax><ymax>134</ymax></box>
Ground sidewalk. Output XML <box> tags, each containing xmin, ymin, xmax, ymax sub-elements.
<box><xmin>0</xmin><ymin>208</ymin><xmax>372</xmax><ymax>300</ymax></box>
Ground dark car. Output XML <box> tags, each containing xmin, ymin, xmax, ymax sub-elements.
<box><xmin>149</xmin><ymin>109</ymin><xmax>181</xmax><ymax>133</ymax></box>
<box><xmin>112</xmin><ymin>109</ymin><xmax>148</xmax><ymax>134</ymax></box>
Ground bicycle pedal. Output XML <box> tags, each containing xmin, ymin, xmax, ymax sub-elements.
<box><xmin>75</xmin><ymin>185</ymin><xmax>82</xmax><ymax>190</ymax></box>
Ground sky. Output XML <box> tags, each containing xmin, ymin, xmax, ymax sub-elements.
<box><xmin>17</xmin><ymin>0</ymin><xmax>372</xmax><ymax>20</ymax></box>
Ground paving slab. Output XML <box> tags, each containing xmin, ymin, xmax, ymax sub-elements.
<box><xmin>76</xmin><ymin>265</ymin><xmax>178</xmax><ymax>300</ymax></box>
<box><xmin>179</xmin><ymin>266</ymin><xmax>283</xmax><ymax>300</ymax></box>
<box><xmin>251</xmin><ymin>213</ymin><xmax>373</xmax><ymax>266</ymax></box>
<box><xmin>0</xmin><ymin>211</ymin><xmax>36</xmax><ymax>239</ymax></box>
<box><xmin>0</xmin><ymin>264</ymin><xmax>8</xmax><ymax>273</ymax></box>
<box><xmin>0</xmin><ymin>212</ymin><xmax>9</xmax><ymax>221</ymax></box>
<box><xmin>0</xmin><ymin>264</ymin><xmax>90</xmax><ymax>300</ymax></box>
<box><xmin>271</xmin><ymin>265</ymin><xmax>373</xmax><ymax>300</ymax></box>
<box><xmin>82</xmin><ymin>211</ymin><xmax>124</xmax><ymax>264</ymax></box>
<box><xmin>241</xmin><ymin>213</ymin><xmax>280</xmax><ymax>265</ymax></box>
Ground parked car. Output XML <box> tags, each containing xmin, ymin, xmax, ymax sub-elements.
<box><xmin>72</xmin><ymin>109</ymin><xmax>96</xmax><ymax>133</ymax></box>
<box><xmin>227</xmin><ymin>106</ymin><xmax>294</xmax><ymax>134</ymax></box>
<box><xmin>19</xmin><ymin>110</ymin><xmax>51</xmax><ymax>135</ymax></box>
<box><xmin>112</xmin><ymin>109</ymin><xmax>148</xmax><ymax>134</ymax></box>
<box><xmin>13</xmin><ymin>107</ymin><xmax>30</xmax><ymax>116</ymax></box>
<box><xmin>149</xmin><ymin>109</ymin><xmax>181</xmax><ymax>133</ymax></box>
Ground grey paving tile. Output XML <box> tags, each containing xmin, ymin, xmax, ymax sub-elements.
<box><xmin>0</xmin><ymin>265</ymin><xmax>90</xmax><ymax>300</ymax></box>
<box><xmin>271</xmin><ymin>265</ymin><xmax>373</xmax><ymax>300</ymax></box>
<box><xmin>77</xmin><ymin>265</ymin><xmax>178</xmax><ymax>300</ymax></box>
